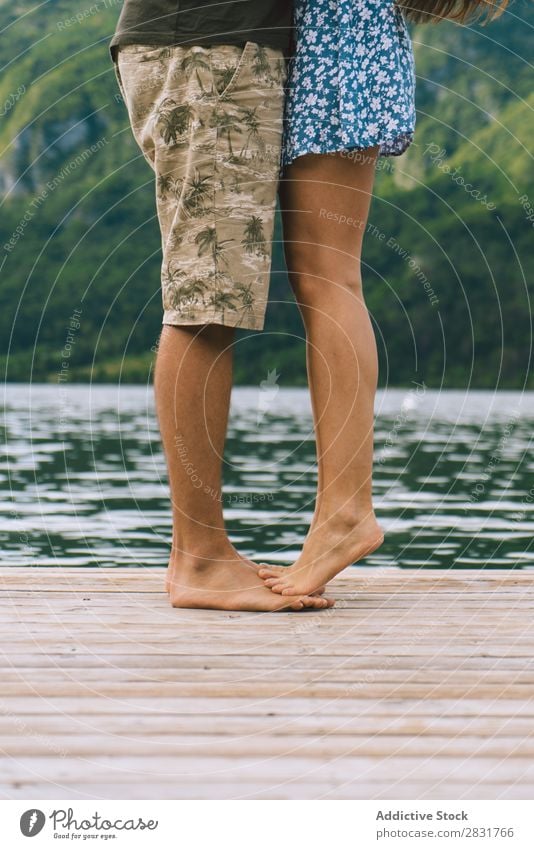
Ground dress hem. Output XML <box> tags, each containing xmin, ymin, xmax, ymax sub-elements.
<box><xmin>281</xmin><ymin>129</ymin><xmax>415</xmax><ymax>169</ymax></box>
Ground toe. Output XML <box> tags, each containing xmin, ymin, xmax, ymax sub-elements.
<box><xmin>258</xmin><ymin>567</ymin><xmax>284</xmax><ymax>579</ymax></box>
<box><xmin>314</xmin><ymin>597</ymin><xmax>328</xmax><ymax>609</ymax></box>
<box><xmin>302</xmin><ymin>596</ymin><xmax>328</xmax><ymax>609</ymax></box>
<box><xmin>262</xmin><ymin>578</ymin><xmax>279</xmax><ymax>588</ymax></box>
<box><xmin>269</xmin><ymin>583</ymin><xmax>286</xmax><ymax>594</ymax></box>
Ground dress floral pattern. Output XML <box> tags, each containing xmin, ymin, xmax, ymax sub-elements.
<box><xmin>282</xmin><ymin>0</ymin><xmax>416</xmax><ymax>166</ymax></box>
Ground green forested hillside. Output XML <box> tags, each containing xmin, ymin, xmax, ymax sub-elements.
<box><xmin>0</xmin><ymin>0</ymin><xmax>532</xmax><ymax>387</ymax></box>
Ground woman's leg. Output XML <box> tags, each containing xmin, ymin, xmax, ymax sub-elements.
<box><xmin>260</xmin><ymin>149</ymin><xmax>384</xmax><ymax>596</ymax></box>
<box><xmin>156</xmin><ymin>323</ymin><xmax>332</xmax><ymax>610</ymax></box>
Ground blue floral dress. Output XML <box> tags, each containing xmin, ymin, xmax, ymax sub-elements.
<box><xmin>282</xmin><ymin>0</ymin><xmax>416</xmax><ymax>166</ymax></box>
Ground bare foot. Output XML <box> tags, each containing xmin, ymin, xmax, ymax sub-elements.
<box><xmin>259</xmin><ymin>513</ymin><xmax>384</xmax><ymax>596</ymax></box>
<box><xmin>168</xmin><ymin>553</ymin><xmax>335</xmax><ymax>612</ymax></box>
<box><xmin>166</xmin><ymin>550</ymin><xmax>326</xmax><ymax>595</ymax></box>
<box><xmin>165</xmin><ymin>549</ymin><xmax>258</xmax><ymax>593</ymax></box>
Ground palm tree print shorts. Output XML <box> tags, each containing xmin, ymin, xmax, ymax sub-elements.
<box><xmin>114</xmin><ymin>42</ymin><xmax>287</xmax><ymax>330</ymax></box>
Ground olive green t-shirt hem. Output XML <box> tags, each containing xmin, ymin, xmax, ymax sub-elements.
<box><xmin>109</xmin><ymin>29</ymin><xmax>291</xmax><ymax>62</ymax></box>
<box><xmin>108</xmin><ymin>1</ymin><xmax>293</xmax><ymax>63</ymax></box>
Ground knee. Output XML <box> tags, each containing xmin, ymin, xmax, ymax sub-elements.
<box><xmin>286</xmin><ymin>242</ymin><xmax>362</xmax><ymax>295</ymax></box>
<box><xmin>289</xmin><ymin>266</ymin><xmax>364</xmax><ymax>308</ymax></box>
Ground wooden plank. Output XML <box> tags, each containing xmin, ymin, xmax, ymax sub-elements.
<box><xmin>2</xmin><ymin>782</ymin><xmax>533</xmax><ymax>801</ymax></box>
<box><xmin>3</xmin><ymin>645</ymin><xmax>534</xmax><ymax>659</ymax></box>
<box><xmin>2</xmin><ymin>668</ymin><xmax>534</xmax><ymax>686</ymax></box>
<box><xmin>2</xmin><ymin>696</ymin><xmax>534</xmax><ymax>717</ymax></box>
<box><xmin>5</xmin><ymin>612</ymin><xmax>533</xmax><ymax>625</ymax></box>
<box><xmin>1</xmin><ymin>733</ymin><xmax>534</xmax><ymax>759</ymax></box>
<box><xmin>2</xmin><ymin>612</ymin><xmax>531</xmax><ymax>627</ymax></box>
<box><xmin>0</xmin><ymin>754</ymin><xmax>533</xmax><ymax>783</ymax></box>
<box><xmin>4</xmin><ymin>622</ymin><xmax>533</xmax><ymax>634</ymax></box>
<box><xmin>0</xmin><ymin>713</ymin><xmax>532</xmax><ymax>738</ymax></box>
<box><xmin>0</xmin><ymin>653</ymin><xmax>531</xmax><ymax>670</ymax></box>
<box><xmin>2</xmin><ymin>681</ymin><xmax>534</xmax><ymax>699</ymax></box>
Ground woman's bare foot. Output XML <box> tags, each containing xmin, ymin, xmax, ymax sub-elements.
<box><xmin>259</xmin><ymin>513</ymin><xmax>384</xmax><ymax>596</ymax></box>
<box><xmin>168</xmin><ymin>551</ymin><xmax>335</xmax><ymax>612</ymax></box>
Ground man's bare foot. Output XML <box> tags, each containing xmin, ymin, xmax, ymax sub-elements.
<box><xmin>165</xmin><ymin>549</ymin><xmax>258</xmax><ymax>593</ymax></box>
<box><xmin>168</xmin><ymin>552</ymin><xmax>335</xmax><ymax>611</ymax></box>
<box><xmin>166</xmin><ymin>549</ymin><xmax>326</xmax><ymax>595</ymax></box>
<box><xmin>259</xmin><ymin>513</ymin><xmax>384</xmax><ymax>596</ymax></box>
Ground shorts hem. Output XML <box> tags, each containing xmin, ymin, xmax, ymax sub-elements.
<box><xmin>162</xmin><ymin>311</ymin><xmax>266</xmax><ymax>332</ymax></box>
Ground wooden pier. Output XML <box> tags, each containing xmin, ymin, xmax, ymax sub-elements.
<box><xmin>1</xmin><ymin>567</ymin><xmax>533</xmax><ymax>799</ymax></box>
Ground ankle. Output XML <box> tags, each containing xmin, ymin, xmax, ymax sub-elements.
<box><xmin>314</xmin><ymin>506</ymin><xmax>380</xmax><ymax>534</ymax></box>
<box><xmin>170</xmin><ymin>543</ymin><xmax>236</xmax><ymax>569</ymax></box>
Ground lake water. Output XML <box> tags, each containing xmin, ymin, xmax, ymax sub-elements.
<box><xmin>2</xmin><ymin>385</ymin><xmax>533</xmax><ymax>569</ymax></box>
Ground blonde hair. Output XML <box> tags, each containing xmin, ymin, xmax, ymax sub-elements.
<box><xmin>397</xmin><ymin>0</ymin><xmax>510</xmax><ymax>24</ymax></box>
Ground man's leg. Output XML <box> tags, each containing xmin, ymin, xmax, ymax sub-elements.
<box><xmin>260</xmin><ymin>150</ymin><xmax>384</xmax><ymax>596</ymax></box>
<box><xmin>156</xmin><ymin>322</ymin><xmax>332</xmax><ymax>611</ymax></box>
